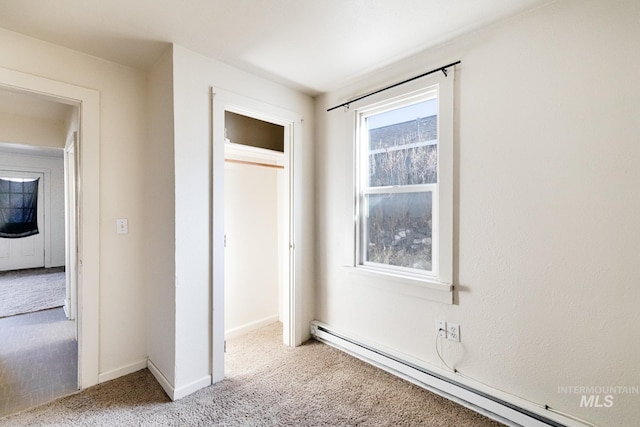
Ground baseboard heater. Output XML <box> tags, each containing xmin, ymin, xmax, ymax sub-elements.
<box><xmin>310</xmin><ymin>321</ymin><xmax>584</xmax><ymax>427</ymax></box>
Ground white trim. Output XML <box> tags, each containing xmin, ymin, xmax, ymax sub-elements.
<box><xmin>225</xmin><ymin>314</ymin><xmax>279</xmax><ymax>340</ymax></box>
<box><xmin>147</xmin><ymin>359</ymin><xmax>175</xmax><ymax>400</ymax></box>
<box><xmin>369</xmin><ymin>138</ymin><xmax>437</xmax><ymax>155</ymax></box>
<box><xmin>225</xmin><ymin>141</ymin><xmax>284</xmax><ymax>165</ymax></box>
<box><xmin>346</xmin><ymin>266</ymin><xmax>452</xmax><ymax>304</ymax></box>
<box><xmin>63</xmin><ymin>299</ymin><xmax>70</xmax><ymax>318</ymax></box>
<box><xmin>211</xmin><ymin>86</ymin><xmax>304</xmax><ymax>386</ymax></box>
<box><xmin>437</xmin><ymin>70</ymin><xmax>454</xmax><ymax>286</ymax></box>
<box><xmin>149</xmin><ymin>359</ymin><xmax>211</xmax><ymax>401</ymax></box>
<box><xmin>354</xmin><ymin>72</ymin><xmax>454</xmax><ymax>288</ymax></box>
<box><xmin>63</xmin><ymin>138</ymin><xmax>77</xmax><ymax>321</ymax></box>
<box><xmin>0</xmin><ymin>142</ymin><xmax>63</xmax><ymax>158</ymax></box>
<box><xmin>98</xmin><ymin>358</ymin><xmax>148</xmax><ymax>384</ymax></box>
<box><xmin>173</xmin><ymin>375</ymin><xmax>212</xmax><ymax>401</ymax></box>
<box><xmin>311</xmin><ymin>321</ymin><xmax>591</xmax><ymax>427</ymax></box>
<box><xmin>0</xmin><ymin>66</ymin><xmax>101</xmax><ymax>390</ymax></box>
<box><xmin>363</xmin><ymin>183</ymin><xmax>437</xmax><ymax>194</ymax></box>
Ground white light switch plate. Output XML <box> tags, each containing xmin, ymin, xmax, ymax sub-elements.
<box><xmin>116</xmin><ymin>218</ymin><xmax>128</xmax><ymax>234</ymax></box>
<box><xmin>436</xmin><ymin>320</ymin><xmax>447</xmax><ymax>338</ymax></box>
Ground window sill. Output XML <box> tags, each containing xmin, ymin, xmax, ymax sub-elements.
<box><xmin>345</xmin><ymin>266</ymin><xmax>453</xmax><ymax>305</ymax></box>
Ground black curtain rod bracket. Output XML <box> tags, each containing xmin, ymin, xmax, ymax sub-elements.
<box><xmin>327</xmin><ymin>60</ymin><xmax>460</xmax><ymax>112</ymax></box>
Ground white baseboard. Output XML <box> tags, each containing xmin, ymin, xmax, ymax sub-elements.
<box><xmin>147</xmin><ymin>359</ymin><xmax>212</xmax><ymax>401</ymax></box>
<box><xmin>147</xmin><ymin>359</ymin><xmax>175</xmax><ymax>399</ymax></box>
<box><xmin>98</xmin><ymin>358</ymin><xmax>148</xmax><ymax>384</ymax></box>
<box><xmin>173</xmin><ymin>375</ymin><xmax>212</xmax><ymax>400</ymax></box>
<box><xmin>225</xmin><ymin>314</ymin><xmax>279</xmax><ymax>340</ymax></box>
<box><xmin>311</xmin><ymin>321</ymin><xmax>590</xmax><ymax>427</ymax></box>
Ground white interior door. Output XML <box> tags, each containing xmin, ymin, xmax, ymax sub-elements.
<box><xmin>0</xmin><ymin>170</ymin><xmax>45</xmax><ymax>271</ymax></box>
<box><xmin>64</xmin><ymin>139</ymin><xmax>77</xmax><ymax>321</ymax></box>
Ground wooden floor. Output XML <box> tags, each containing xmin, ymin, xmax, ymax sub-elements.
<box><xmin>0</xmin><ymin>308</ymin><xmax>77</xmax><ymax>417</ymax></box>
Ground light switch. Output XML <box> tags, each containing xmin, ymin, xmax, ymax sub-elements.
<box><xmin>116</xmin><ymin>218</ymin><xmax>128</xmax><ymax>234</ymax></box>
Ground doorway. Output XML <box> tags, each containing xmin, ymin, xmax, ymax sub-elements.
<box><xmin>223</xmin><ymin>111</ymin><xmax>287</xmax><ymax>343</ymax></box>
<box><xmin>211</xmin><ymin>88</ymin><xmax>303</xmax><ymax>383</ymax></box>
<box><xmin>0</xmin><ymin>99</ymin><xmax>77</xmax><ymax>415</ymax></box>
<box><xmin>0</xmin><ymin>68</ymin><xmax>100</xmax><ymax>414</ymax></box>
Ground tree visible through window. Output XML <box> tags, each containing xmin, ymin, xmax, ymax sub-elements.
<box><xmin>357</xmin><ymin>91</ymin><xmax>439</xmax><ymax>276</ymax></box>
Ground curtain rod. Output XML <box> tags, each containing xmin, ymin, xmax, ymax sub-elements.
<box><xmin>326</xmin><ymin>60</ymin><xmax>461</xmax><ymax>112</ymax></box>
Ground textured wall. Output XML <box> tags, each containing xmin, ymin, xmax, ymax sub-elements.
<box><xmin>314</xmin><ymin>1</ymin><xmax>640</xmax><ymax>426</ymax></box>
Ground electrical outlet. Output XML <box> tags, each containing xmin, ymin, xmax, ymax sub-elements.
<box><xmin>447</xmin><ymin>323</ymin><xmax>460</xmax><ymax>342</ymax></box>
<box><xmin>435</xmin><ymin>320</ymin><xmax>447</xmax><ymax>338</ymax></box>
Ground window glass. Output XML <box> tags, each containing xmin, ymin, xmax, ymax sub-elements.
<box><xmin>365</xmin><ymin>191</ymin><xmax>433</xmax><ymax>272</ymax></box>
<box><xmin>358</xmin><ymin>92</ymin><xmax>439</xmax><ymax>277</ymax></box>
<box><xmin>366</xmin><ymin>99</ymin><xmax>438</xmax><ymax>187</ymax></box>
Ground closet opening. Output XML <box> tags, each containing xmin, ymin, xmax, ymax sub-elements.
<box><xmin>223</xmin><ymin>111</ymin><xmax>288</xmax><ymax>349</ymax></box>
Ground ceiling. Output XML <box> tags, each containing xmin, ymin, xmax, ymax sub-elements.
<box><xmin>0</xmin><ymin>0</ymin><xmax>552</xmax><ymax>95</ymax></box>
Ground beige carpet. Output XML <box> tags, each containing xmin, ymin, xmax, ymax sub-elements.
<box><xmin>0</xmin><ymin>268</ymin><xmax>65</xmax><ymax>318</ymax></box>
<box><xmin>0</xmin><ymin>323</ymin><xmax>504</xmax><ymax>426</ymax></box>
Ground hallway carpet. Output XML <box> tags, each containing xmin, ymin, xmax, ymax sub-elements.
<box><xmin>0</xmin><ymin>323</ymin><xmax>503</xmax><ymax>426</ymax></box>
<box><xmin>0</xmin><ymin>268</ymin><xmax>65</xmax><ymax>318</ymax></box>
<box><xmin>0</xmin><ymin>308</ymin><xmax>77</xmax><ymax>418</ymax></box>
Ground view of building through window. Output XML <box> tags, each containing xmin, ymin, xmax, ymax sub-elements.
<box><xmin>361</xmin><ymin>97</ymin><xmax>438</xmax><ymax>273</ymax></box>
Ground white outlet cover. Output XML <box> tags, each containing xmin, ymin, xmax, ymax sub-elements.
<box><xmin>447</xmin><ymin>323</ymin><xmax>460</xmax><ymax>342</ymax></box>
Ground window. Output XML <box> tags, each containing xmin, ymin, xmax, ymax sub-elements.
<box><xmin>355</xmin><ymin>74</ymin><xmax>453</xmax><ymax>289</ymax></box>
<box><xmin>0</xmin><ymin>177</ymin><xmax>40</xmax><ymax>239</ymax></box>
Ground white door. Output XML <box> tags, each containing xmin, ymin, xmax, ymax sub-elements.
<box><xmin>0</xmin><ymin>171</ymin><xmax>45</xmax><ymax>271</ymax></box>
<box><xmin>64</xmin><ymin>140</ymin><xmax>78</xmax><ymax>321</ymax></box>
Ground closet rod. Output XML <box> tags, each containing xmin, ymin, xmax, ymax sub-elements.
<box><xmin>225</xmin><ymin>158</ymin><xmax>284</xmax><ymax>170</ymax></box>
<box><xmin>327</xmin><ymin>60</ymin><xmax>460</xmax><ymax>112</ymax></box>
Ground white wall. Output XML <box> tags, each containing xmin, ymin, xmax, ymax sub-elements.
<box><xmin>0</xmin><ymin>28</ymin><xmax>149</xmax><ymax>381</ymax></box>
<box><xmin>0</xmin><ymin>149</ymin><xmax>65</xmax><ymax>267</ymax></box>
<box><xmin>146</xmin><ymin>47</ymin><xmax>177</xmax><ymax>387</ymax></box>
<box><xmin>314</xmin><ymin>1</ymin><xmax>640</xmax><ymax>426</ymax></box>
<box><xmin>170</xmin><ymin>44</ymin><xmax>315</xmax><ymax>396</ymax></box>
<box><xmin>0</xmin><ymin>112</ymin><xmax>66</xmax><ymax>148</ymax></box>
<box><xmin>0</xmin><ymin>110</ymin><xmax>69</xmax><ymax>269</ymax></box>
<box><xmin>224</xmin><ymin>160</ymin><xmax>280</xmax><ymax>338</ymax></box>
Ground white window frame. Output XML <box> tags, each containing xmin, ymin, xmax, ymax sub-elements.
<box><xmin>353</xmin><ymin>70</ymin><xmax>454</xmax><ymax>294</ymax></box>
